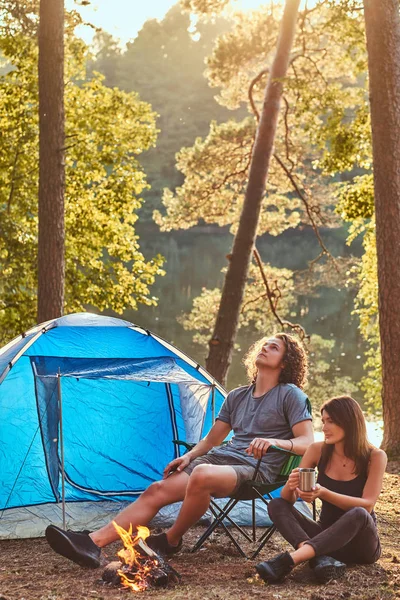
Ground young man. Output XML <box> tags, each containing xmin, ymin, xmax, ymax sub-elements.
<box><xmin>45</xmin><ymin>333</ymin><xmax>313</xmax><ymax>567</ymax></box>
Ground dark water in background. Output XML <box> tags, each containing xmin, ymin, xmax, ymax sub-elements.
<box><xmin>122</xmin><ymin>225</ymin><xmax>366</xmax><ymax>396</ymax></box>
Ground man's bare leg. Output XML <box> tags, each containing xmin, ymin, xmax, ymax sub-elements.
<box><xmin>91</xmin><ymin>471</ymin><xmax>190</xmax><ymax>547</ymax></box>
<box><xmin>166</xmin><ymin>464</ymin><xmax>238</xmax><ymax>546</ymax></box>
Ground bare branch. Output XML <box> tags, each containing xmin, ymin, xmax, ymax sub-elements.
<box><xmin>273</xmin><ymin>152</ymin><xmax>339</xmax><ymax>270</ymax></box>
<box><xmin>282</xmin><ymin>95</ymin><xmax>295</xmax><ymax>170</ymax></box>
<box><xmin>252</xmin><ymin>246</ymin><xmax>309</xmax><ymax>342</ymax></box>
<box><xmin>248</xmin><ymin>68</ymin><xmax>269</xmax><ymax>122</ymax></box>
<box><xmin>240</xmin><ymin>293</ymin><xmax>268</xmax><ymax>313</ymax></box>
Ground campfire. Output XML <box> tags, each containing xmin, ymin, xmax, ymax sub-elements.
<box><xmin>101</xmin><ymin>522</ymin><xmax>180</xmax><ymax>592</ymax></box>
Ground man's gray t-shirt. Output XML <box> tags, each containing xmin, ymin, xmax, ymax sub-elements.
<box><xmin>209</xmin><ymin>383</ymin><xmax>311</xmax><ymax>483</ymax></box>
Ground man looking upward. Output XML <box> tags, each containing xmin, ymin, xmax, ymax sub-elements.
<box><xmin>46</xmin><ymin>333</ymin><xmax>313</xmax><ymax>566</ymax></box>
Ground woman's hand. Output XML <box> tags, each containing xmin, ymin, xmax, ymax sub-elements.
<box><xmin>245</xmin><ymin>438</ymin><xmax>276</xmax><ymax>459</ymax></box>
<box><xmin>296</xmin><ymin>484</ymin><xmax>324</xmax><ymax>504</ymax></box>
<box><xmin>163</xmin><ymin>455</ymin><xmax>191</xmax><ymax>479</ymax></box>
<box><xmin>287</xmin><ymin>467</ymin><xmax>300</xmax><ymax>492</ymax></box>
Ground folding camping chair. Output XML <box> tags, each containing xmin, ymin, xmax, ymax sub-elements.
<box><xmin>174</xmin><ymin>441</ymin><xmax>304</xmax><ymax>560</ymax></box>
<box><xmin>192</xmin><ymin>446</ymin><xmax>303</xmax><ymax>559</ymax></box>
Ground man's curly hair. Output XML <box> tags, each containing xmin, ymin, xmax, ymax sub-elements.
<box><xmin>243</xmin><ymin>332</ymin><xmax>308</xmax><ymax>390</ymax></box>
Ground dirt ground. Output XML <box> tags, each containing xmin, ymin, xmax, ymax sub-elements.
<box><xmin>0</xmin><ymin>462</ymin><xmax>399</xmax><ymax>600</ymax></box>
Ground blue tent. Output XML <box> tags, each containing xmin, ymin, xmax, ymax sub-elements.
<box><xmin>0</xmin><ymin>313</ymin><xmax>226</xmax><ymax>537</ymax></box>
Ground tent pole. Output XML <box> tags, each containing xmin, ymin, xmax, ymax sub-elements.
<box><xmin>211</xmin><ymin>384</ymin><xmax>215</xmax><ymax>425</ymax></box>
<box><xmin>57</xmin><ymin>369</ymin><xmax>66</xmax><ymax>530</ymax></box>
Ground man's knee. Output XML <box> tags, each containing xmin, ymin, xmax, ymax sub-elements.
<box><xmin>143</xmin><ymin>479</ymin><xmax>179</xmax><ymax>506</ymax></box>
<box><xmin>188</xmin><ymin>464</ymin><xmax>214</xmax><ymax>492</ymax></box>
<box><xmin>143</xmin><ymin>480</ymin><xmax>165</xmax><ymax>499</ymax></box>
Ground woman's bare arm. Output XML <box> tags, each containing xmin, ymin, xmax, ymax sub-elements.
<box><xmin>280</xmin><ymin>442</ymin><xmax>323</xmax><ymax>503</ymax></box>
<box><xmin>298</xmin><ymin>448</ymin><xmax>387</xmax><ymax>512</ymax></box>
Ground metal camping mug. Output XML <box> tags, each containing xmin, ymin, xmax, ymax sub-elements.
<box><xmin>299</xmin><ymin>468</ymin><xmax>316</xmax><ymax>492</ymax></box>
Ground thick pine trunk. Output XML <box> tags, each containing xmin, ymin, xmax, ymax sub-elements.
<box><xmin>205</xmin><ymin>0</ymin><xmax>300</xmax><ymax>386</ymax></box>
<box><xmin>363</xmin><ymin>0</ymin><xmax>400</xmax><ymax>457</ymax></box>
<box><xmin>37</xmin><ymin>0</ymin><xmax>65</xmax><ymax>323</ymax></box>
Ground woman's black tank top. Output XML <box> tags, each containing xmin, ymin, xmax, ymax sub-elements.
<box><xmin>317</xmin><ymin>455</ymin><xmax>376</xmax><ymax>528</ymax></box>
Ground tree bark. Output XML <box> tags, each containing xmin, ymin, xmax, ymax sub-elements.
<box><xmin>205</xmin><ymin>0</ymin><xmax>301</xmax><ymax>386</ymax></box>
<box><xmin>363</xmin><ymin>0</ymin><xmax>400</xmax><ymax>457</ymax></box>
<box><xmin>37</xmin><ymin>0</ymin><xmax>65</xmax><ymax>323</ymax></box>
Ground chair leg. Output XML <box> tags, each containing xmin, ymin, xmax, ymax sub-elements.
<box><xmin>252</xmin><ymin>498</ymin><xmax>256</xmax><ymax>542</ymax></box>
<box><xmin>192</xmin><ymin>490</ymin><xmax>280</xmax><ymax>559</ymax></box>
<box><xmin>208</xmin><ymin>502</ymin><xmax>251</xmax><ymax>554</ymax></box>
<box><xmin>192</xmin><ymin>498</ymin><xmax>237</xmax><ymax>552</ymax></box>
<box><xmin>192</xmin><ymin>498</ymin><xmax>252</xmax><ymax>557</ymax></box>
<box><xmin>250</xmin><ymin>524</ymin><xmax>277</xmax><ymax>559</ymax></box>
<box><xmin>192</xmin><ymin>511</ymin><xmax>248</xmax><ymax>558</ymax></box>
<box><xmin>209</xmin><ymin>499</ymin><xmax>253</xmax><ymax>542</ymax></box>
<box><xmin>207</xmin><ymin>501</ymin><xmax>249</xmax><ymax>539</ymax></box>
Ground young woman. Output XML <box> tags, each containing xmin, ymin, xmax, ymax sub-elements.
<box><xmin>256</xmin><ymin>395</ymin><xmax>387</xmax><ymax>584</ymax></box>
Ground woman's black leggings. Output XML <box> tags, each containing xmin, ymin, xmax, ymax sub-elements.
<box><xmin>268</xmin><ymin>498</ymin><xmax>381</xmax><ymax>564</ymax></box>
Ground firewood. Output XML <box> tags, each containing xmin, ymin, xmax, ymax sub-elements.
<box><xmin>135</xmin><ymin>537</ymin><xmax>159</xmax><ymax>558</ymax></box>
<box><xmin>102</xmin><ymin>560</ymin><xmax>123</xmax><ymax>585</ymax></box>
<box><xmin>148</xmin><ymin>566</ymin><xmax>169</xmax><ymax>587</ymax></box>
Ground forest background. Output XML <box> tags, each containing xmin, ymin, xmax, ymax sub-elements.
<box><xmin>0</xmin><ymin>0</ymin><xmax>381</xmax><ymax>426</ymax></box>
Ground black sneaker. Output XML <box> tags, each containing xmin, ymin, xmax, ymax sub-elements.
<box><xmin>45</xmin><ymin>525</ymin><xmax>101</xmax><ymax>568</ymax></box>
<box><xmin>146</xmin><ymin>532</ymin><xmax>183</xmax><ymax>557</ymax></box>
<box><xmin>310</xmin><ymin>555</ymin><xmax>346</xmax><ymax>583</ymax></box>
<box><xmin>255</xmin><ymin>551</ymin><xmax>295</xmax><ymax>583</ymax></box>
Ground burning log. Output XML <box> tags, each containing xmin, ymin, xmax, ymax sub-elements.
<box><xmin>102</xmin><ymin>561</ymin><xmax>171</xmax><ymax>588</ymax></box>
<box><xmin>101</xmin><ymin>522</ymin><xmax>180</xmax><ymax>592</ymax></box>
<box><xmin>102</xmin><ymin>561</ymin><xmax>123</xmax><ymax>585</ymax></box>
<box><xmin>135</xmin><ymin>537</ymin><xmax>158</xmax><ymax>559</ymax></box>
<box><xmin>148</xmin><ymin>567</ymin><xmax>169</xmax><ymax>587</ymax></box>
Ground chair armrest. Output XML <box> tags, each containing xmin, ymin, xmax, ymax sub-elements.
<box><xmin>251</xmin><ymin>444</ymin><xmax>301</xmax><ymax>481</ymax></box>
<box><xmin>269</xmin><ymin>444</ymin><xmax>299</xmax><ymax>456</ymax></box>
<box><xmin>173</xmin><ymin>439</ymin><xmax>195</xmax><ymax>454</ymax></box>
<box><xmin>172</xmin><ymin>439</ymin><xmax>229</xmax><ymax>454</ymax></box>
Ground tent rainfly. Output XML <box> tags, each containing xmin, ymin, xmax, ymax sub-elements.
<box><xmin>0</xmin><ymin>313</ymin><xmax>226</xmax><ymax>538</ymax></box>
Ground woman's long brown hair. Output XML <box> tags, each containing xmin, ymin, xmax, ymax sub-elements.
<box><xmin>320</xmin><ymin>396</ymin><xmax>373</xmax><ymax>475</ymax></box>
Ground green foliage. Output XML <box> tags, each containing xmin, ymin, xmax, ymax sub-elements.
<box><xmin>327</xmin><ymin>0</ymin><xmax>363</xmax><ymax>13</ymax></box>
<box><xmin>353</xmin><ymin>224</ymin><xmax>381</xmax><ymax>412</ymax></box>
<box><xmin>154</xmin><ymin>118</ymin><xmax>303</xmax><ymax>235</ymax></box>
<box><xmin>89</xmin><ymin>5</ymin><xmax>239</xmax><ymax>220</ymax></box>
<box><xmin>89</xmin><ymin>31</ymin><xmax>122</xmax><ymax>89</ymax></box>
<box><xmin>0</xmin><ymin>7</ymin><xmax>164</xmax><ymax>342</ymax></box>
<box><xmin>180</xmin><ymin>0</ymin><xmax>230</xmax><ymax>15</ymax></box>
<box><xmin>312</xmin><ymin>4</ymin><xmax>381</xmax><ymax>412</ymax></box>
<box><xmin>306</xmin><ymin>334</ymin><xmax>359</xmax><ymax>416</ymax></box>
<box><xmin>179</xmin><ymin>262</ymin><xmax>296</xmax><ymax>346</ymax></box>
<box><xmin>1</xmin><ymin>0</ymin><xmax>380</xmax><ymax>410</ymax></box>
<box><xmin>337</xmin><ymin>174</ymin><xmax>375</xmax><ymax>221</ymax></box>
<box><xmin>205</xmin><ymin>8</ymin><xmax>278</xmax><ymax>109</ymax></box>
<box><xmin>156</xmin><ymin>3</ymin><xmax>369</xmax><ymax>238</ymax></box>
<box><xmin>163</xmin><ymin>0</ymin><xmax>374</xmax><ymax>403</ymax></box>
<box><xmin>179</xmin><ymin>259</ymin><xmax>359</xmax><ymax>409</ymax></box>
<box><xmin>316</xmin><ymin>105</ymin><xmax>371</xmax><ymax>175</ymax></box>
<box><xmin>88</xmin><ymin>0</ymin><xmax>379</xmax><ymax>413</ymax></box>
<box><xmin>338</xmin><ymin>175</ymin><xmax>380</xmax><ymax>411</ymax></box>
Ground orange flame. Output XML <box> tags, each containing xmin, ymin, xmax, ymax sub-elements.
<box><xmin>112</xmin><ymin>522</ymin><xmax>157</xmax><ymax>592</ymax></box>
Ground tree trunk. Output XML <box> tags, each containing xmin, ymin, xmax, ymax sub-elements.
<box><xmin>205</xmin><ymin>0</ymin><xmax>301</xmax><ymax>386</ymax></box>
<box><xmin>363</xmin><ymin>0</ymin><xmax>400</xmax><ymax>457</ymax></box>
<box><xmin>37</xmin><ymin>0</ymin><xmax>65</xmax><ymax>323</ymax></box>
